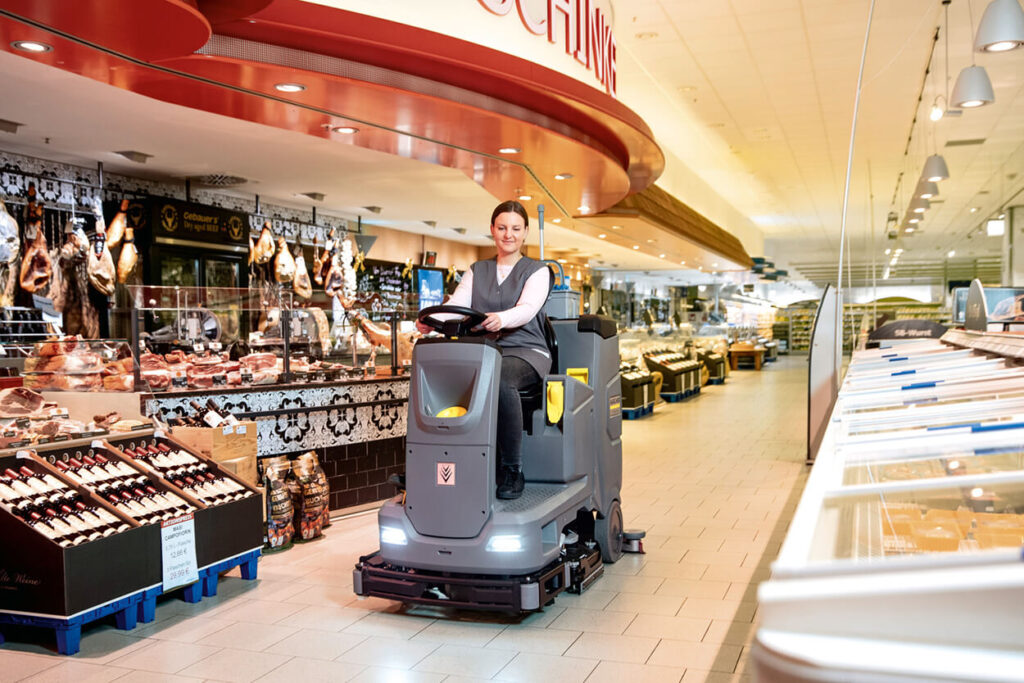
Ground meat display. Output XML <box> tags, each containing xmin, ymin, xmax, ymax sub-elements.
<box><xmin>312</xmin><ymin>236</ymin><xmax>323</xmax><ymax>285</ymax></box>
<box><xmin>273</xmin><ymin>236</ymin><xmax>295</xmax><ymax>283</ymax></box>
<box><xmin>309</xmin><ymin>306</ymin><xmax>331</xmax><ymax>356</ymax></box>
<box><xmin>55</xmin><ymin>228</ymin><xmax>100</xmax><ymax>338</ymax></box>
<box><xmin>293</xmin><ymin>252</ymin><xmax>312</xmax><ymax>299</ymax></box>
<box><xmin>0</xmin><ymin>198</ymin><xmax>18</xmax><ymax>264</ymax></box>
<box><xmin>317</xmin><ymin>228</ymin><xmax>336</xmax><ymax>284</ymax></box>
<box><xmin>116</xmin><ymin>227</ymin><xmax>138</xmax><ymax>283</ymax></box>
<box><xmin>87</xmin><ymin>197</ymin><xmax>116</xmax><ymax>295</ymax></box>
<box><xmin>240</xmin><ymin>352</ymin><xmax>276</xmax><ymax>371</ymax></box>
<box><xmin>324</xmin><ymin>255</ymin><xmax>343</xmax><ymax>297</ymax></box>
<box><xmin>0</xmin><ymin>387</ymin><xmax>48</xmax><ymax>418</ymax></box>
<box><xmin>19</xmin><ymin>217</ymin><xmax>51</xmax><ymax>293</ymax></box>
<box><xmin>253</xmin><ymin>222</ymin><xmax>275</xmax><ymax>264</ymax></box>
<box><xmin>106</xmin><ymin>198</ymin><xmax>129</xmax><ymax>250</ymax></box>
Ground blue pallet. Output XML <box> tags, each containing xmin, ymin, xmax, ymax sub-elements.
<box><xmin>158</xmin><ymin>548</ymin><xmax>262</xmax><ymax>606</ymax></box>
<box><xmin>709</xmin><ymin>377</ymin><xmax>725</xmax><ymax>385</ymax></box>
<box><xmin>660</xmin><ymin>391</ymin><xmax>684</xmax><ymax>402</ymax></box>
<box><xmin>622</xmin><ymin>403</ymin><xmax>654</xmax><ymax>419</ymax></box>
<box><xmin>0</xmin><ymin>590</ymin><xmax>146</xmax><ymax>655</ymax></box>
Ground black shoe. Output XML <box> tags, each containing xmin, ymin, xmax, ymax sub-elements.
<box><xmin>496</xmin><ymin>466</ymin><xmax>525</xmax><ymax>500</ymax></box>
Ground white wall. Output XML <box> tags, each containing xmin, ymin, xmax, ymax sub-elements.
<box><xmin>844</xmin><ymin>285</ymin><xmax>942</xmax><ymax>304</ymax></box>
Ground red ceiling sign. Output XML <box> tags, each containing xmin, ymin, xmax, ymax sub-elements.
<box><xmin>478</xmin><ymin>0</ymin><xmax>616</xmax><ymax>97</ymax></box>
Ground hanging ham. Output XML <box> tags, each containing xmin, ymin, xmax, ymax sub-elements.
<box><xmin>117</xmin><ymin>227</ymin><xmax>139</xmax><ymax>283</ymax></box>
<box><xmin>254</xmin><ymin>222</ymin><xmax>274</xmax><ymax>264</ymax></box>
<box><xmin>106</xmin><ymin>198</ymin><xmax>128</xmax><ymax>250</ymax></box>
<box><xmin>0</xmin><ymin>199</ymin><xmax>18</xmax><ymax>264</ymax></box>
<box><xmin>56</xmin><ymin>228</ymin><xmax>99</xmax><ymax>338</ymax></box>
<box><xmin>87</xmin><ymin>197</ymin><xmax>116</xmax><ymax>296</ymax></box>
<box><xmin>324</xmin><ymin>254</ymin><xmax>343</xmax><ymax>297</ymax></box>
<box><xmin>311</xmin><ymin>235</ymin><xmax>323</xmax><ymax>285</ymax></box>
<box><xmin>19</xmin><ymin>219</ymin><xmax>51</xmax><ymax>294</ymax></box>
<box><xmin>293</xmin><ymin>249</ymin><xmax>312</xmax><ymax>300</ymax></box>
<box><xmin>274</xmin><ymin>237</ymin><xmax>295</xmax><ymax>283</ymax></box>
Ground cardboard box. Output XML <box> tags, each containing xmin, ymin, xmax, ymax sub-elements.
<box><xmin>171</xmin><ymin>421</ymin><xmax>258</xmax><ymax>487</ymax></box>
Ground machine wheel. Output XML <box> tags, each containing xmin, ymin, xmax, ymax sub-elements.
<box><xmin>595</xmin><ymin>500</ymin><xmax>623</xmax><ymax>563</ymax></box>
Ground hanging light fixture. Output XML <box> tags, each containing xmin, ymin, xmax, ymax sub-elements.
<box><xmin>951</xmin><ymin>65</ymin><xmax>995</xmax><ymax>107</ymax></box>
<box><xmin>915</xmin><ymin>179</ymin><xmax>939</xmax><ymax>199</ymax></box>
<box><xmin>974</xmin><ymin>0</ymin><xmax>1024</xmax><ymax>52</ymax></box>
<box><xmin>910</xmin><ymin>197</ymin><xmax>930</xmax><ymax>214</ymax></box>
<box><xmin>923</xmin><ymin>154</ymin><xmax>950</xmax><ymax>182</ymax></box>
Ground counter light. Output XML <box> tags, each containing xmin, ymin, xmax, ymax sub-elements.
<box><xmin>499</xmin><ymin>147</ymin><xmax>520</xmax><ymax>154</ymax></box>
<box><xmin>11</xmin><ymin>41</ymin><xmax>52</xmax><ymax>53</ymax></box>
<box><xmin>332</xmin><ymin>126</ymin><xmax>359</xmax><ymax>134</ymax></box>
<box><xmin>275</xmin><ymin>83</ymin><xmax>306</xmax><ymax>92</ymax></box>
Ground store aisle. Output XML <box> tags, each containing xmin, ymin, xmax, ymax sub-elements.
<box><xmin>1</xmin><ymin>356</ymin><xmax>809</xmax><ymax>683</ymax></box>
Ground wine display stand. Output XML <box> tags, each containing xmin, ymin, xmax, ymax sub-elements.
<box><xmin>0</xmin><ymin>430</ymin><xmax>263</xmax><ymax>654</ymax></box>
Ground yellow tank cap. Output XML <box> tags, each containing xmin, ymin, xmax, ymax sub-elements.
<box><xmin>435</xmin><ymin>406</ymin><xmax>467</xmax><ymax>418</ymax></box>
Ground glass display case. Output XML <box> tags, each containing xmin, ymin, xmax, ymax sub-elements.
<box><xmin>754</xmin><ymin>334</ymin><xmax>1024</xmax><ymax>682</ymax></box>
<box><xmin>21</xmin><ymin>338</ymin><xmax>136</xmax><ymax>392</ymax></box>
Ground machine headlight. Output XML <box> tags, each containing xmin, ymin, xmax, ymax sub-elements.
<box><xmin>486</xmin><ymin>535</ymin><xmax>523</xmax><ymax>552</ymax></box>
<box><xmin>380</xmin><ymin>526</ymin><xmax>408</xmax><ymax>546</ymax></box>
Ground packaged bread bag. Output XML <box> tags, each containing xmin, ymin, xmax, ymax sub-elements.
<box><xmin>263</xmin><ymin>455</ymin><xmax>295</xmax><ymax>550</ymax></box>
<box><xmin>299</xmin><ymin>450</ymin><xmax>332</xmax><ymax>529</ymax></box>
<box><xmin>289</xmin><ymin>452</ymin><xmax>328</xmax><ymax>541</ymax></box>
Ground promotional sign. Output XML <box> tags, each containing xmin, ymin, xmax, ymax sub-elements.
<box><xmin>161</xmin><ymin>513</ymin><xmax>199</xmax><ymax>591</ymax></box>
<box><xmin>868</xmin><ymin>320</ymin><xmax>948</xmax><ymax>341</ymax></box>
<box><xmin>417</xmin><ymin>268</ymin><xmax>444</xmax><ymax>310</ymax></box>
<box><xmin>146</xmin><ymin>197</ymin><xmax>249</xmax><ymax>246</ymax></box>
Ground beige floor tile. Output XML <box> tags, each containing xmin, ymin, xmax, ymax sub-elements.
<box><xmin>494</xmin><ymin>652</ymin><xmax>598</xmax><ymax>682</ymax></box>
<box><xmin>676</xmin><ymin>599</ymin><xmax>756</xmax><ymax>622</ymax></box>
<box><xmin>683</xmin><ymin>551</ymin><xmax>747</xmax><ymax>567</ymax></box>
<box><xmin>276</xmin><ymin>604</ymin><xmax>371</xmax><ymax>632</ymax></box>
<box><xmin>584</xmin><ymin>660</ymin><xmax>684</xmax><ymax>683</ymax></box>
<box><xmin>409</xmin><ymin>620</ymin><xmax>507</xmax><ymax>647</ymax></box>
<box><xmin>486</xmin><ymin>626</ymin><xmax>581</xmax><ymax>656</ymax></box>
<box><xmin>130</xmin><ymin>615</ymin><xmax>235</xmax><ymax>644</ymax></box>
<box><xmin>215</xmin><ymin>599</ymin><xmax>307</xmax><ymax>625</ymax></box>
<box><xmin>234</xmin><ymin>578</ymin><xmax>313</xmax><ymax>603</ymax></box>
<box><xmin>106</xmin><ymin>671</ymin><xmax>204</xmax><ymax>683</ymax></box>
<box><xmin>197</xmin><ymin>621</ymin><xmax>298</xmax><ymax>652</ymax></box>
<box><xmin>563</xmin><ymin>632</ymin><xmax>659</xmax><ymax>664</ymax></box>
<box><xmin>647</xmin><ymin>639</ymin><xmax>743</xmax><ymax>672</ymax></box>
<box><xmin>176</xmin><ymin>647</ymin><xmax>290</xmax><ymax>682</ymax></box>
<box><xmin>623</xmin><ymin>613</ymin><xmax>710</xmax><ymax>641</ymax></box>
<box><xmin>594</xmin><ymin>573</ymin><xmax>664</xmax><ymax>595</ymax></box>
<box><xmin>347</xmin><ymin>667</ymin><xmax>445</xmax><ymax>683</ymax></box>
<box><xmin>18</xmin><ymin>660</ymin><xmax>128</xmax><ymax>683</ymax></box>
<box><xmin>513</xmin><ymin>605</ymin><xmax>565</xmax><ymax>629</ymax></box>
<box><xmin>636</xmin><ymin>561</ymin><xmax>707</xmax><ymax>580</ymax></box>
<box><xmin>108</xmin><ymin>640</ymin><xmax>221</xmax><ymax>674</ymax></box>
<box><xmin>285</xmin><ymin>583</ymin><xmax>360</xmax><ymax>607</ymax></box>
<box><xmin>547</xmin><ymin>607</ymin><xmax>637</xmax><ymax>635</ymax></box>
<box><xmin>603</xmin><ymin>592</ymin><xmax>684</xmax><ymax>617</ymax></box>
<box><xmin>335</xmin><ymin>635</ymin><xmax>439</xmax><ymax>669</ymax></box>
<box><xmin>701</xmin><ymin>620</ymin><xmax>757</xmax><ymax>646</ymax></box>
<box><xmin>254</xmin><ymin>656</ymin><xmax>365</xmax><ymax>682</ymax></box>
<box><xmin>413</xmin><ymin>644</ymin><xmax>514</xmax><ymax>678</ymax></box>
<box><xmin>723</xmin><ymin>583</ymin><xmax>758</xmax><ymax>602</ymax></box>
<box><xmin>555</xmin><ymin>589</ymin><xmax>617</xmax><ymax>610</ymax></box>
<box><xmin>342</xmin><ymin>612</ymin><xmax>435</xmax><ymax>640</ymax></box>
<box><xmin>2</xmin><ymin>628</ymin><xmax>151</xmax><ymax>664</ymax></box>
<box><xmin>262</xmin><ymin>628</ymin><xmax>365</xmax><ymax>660</ymax></box>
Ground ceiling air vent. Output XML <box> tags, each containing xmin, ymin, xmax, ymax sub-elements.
<box><xmin>945</xmin><ymin>138</ymin><xmax>986</xmax><ymax>147</ymax></box>
<box><xmin>188</xmin><ymin>174</ymin><xmax>248</xmax><ymax>187</ymax></box>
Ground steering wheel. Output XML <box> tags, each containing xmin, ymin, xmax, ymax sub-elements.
<box><xmin>418</xmin><ymin>305</ymin><xmax>488</xmax><ymax>338</ymax></box>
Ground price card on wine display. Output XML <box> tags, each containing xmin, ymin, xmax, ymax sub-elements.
<box><xmin>161</xmin><ymin>514</ymin><xmax>199</xmax><ymax>591</ymax></box>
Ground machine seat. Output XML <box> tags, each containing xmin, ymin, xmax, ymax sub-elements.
<box><xmin>518</xmin><ymin>313</ymin><xmax>558</xmax><ymax>431</ymax></box>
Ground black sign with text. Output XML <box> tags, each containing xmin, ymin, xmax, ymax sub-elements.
<box><xmin>143</xmin><ymin>197</ymin><xmax>249</xmax><ymax>246</ymax></box>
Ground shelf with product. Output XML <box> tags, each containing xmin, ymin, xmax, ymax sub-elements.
<box><xmin>754</xmin><ymin>331</ymin><xmax>1024</xmax><ymax>681</ymax></box>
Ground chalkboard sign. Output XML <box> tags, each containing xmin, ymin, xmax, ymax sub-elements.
<box><xmin>356</xmin><ymin>259</ymin><xmax>413</xmax><ymax>312</ymax></box>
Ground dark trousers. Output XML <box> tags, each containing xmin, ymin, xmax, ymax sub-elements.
<box><xmin>497</xmin><ymin>356</ymin><xmax>541</xmax><ymax>470</ymax></box>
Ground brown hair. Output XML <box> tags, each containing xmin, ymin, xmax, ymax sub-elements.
<box><xmin>490</xmin><ymin>200</ymin><xmax>529</xmax><ymax>228</ymax></box>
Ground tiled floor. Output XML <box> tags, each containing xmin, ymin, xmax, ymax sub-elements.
<box><xmin>1</xmin><ymin>356</ymin><xmax>809</xmax><ymax>682</ymax></box>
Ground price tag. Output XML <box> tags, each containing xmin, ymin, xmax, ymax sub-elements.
<box><xmin>314</xmin><ymin>372</ymin><xmax>326</xmax><ymax>382</ymax></box>
<box><xmin>15</xmin><ymin>418</ymin><xmax>30</xmax><ymax>429</ymax></box>
<box><xmin>212</xmin><ymin>374</ymin><xmax>226</xmax><ymax>386</ymax></box>
<box><xmin>240</xmin><ymin>372</ymin><xmax>253</xmax><ymax>384</ymax></box>
<box><xmin>193</xmin><ymin>342</ymin><xmax>205</xmax><ymax>353</ymax></box>
<box><xmin>235</xmin><ymin>424</ymin><xmax>247</xmax><ymax>435</ymax></box>
<box><xmin>222</xmin><ymin>425</ymin><xmax>232</xmax><ymax>436</ymax></box>
<box><xmin>209</xmin><ymin>342</ymin><xmax>222</xmax><ymax>352</ymax></box>
<box><xmin>52</xmin><ymin>434</ymin><xmax>69</xmax><ymax>442</ymax></box>
<box><xmin>172</xmin><ymin>374</ymin><xmax>188</xmax><ymax>388</ymax></box>
<box><xmin>91</xmin><ymin>439</ymin><xmax>105</xmax><ymax>449</ymax></box>
<box><xmin>160</xmin><ymin>513</ymin><xmax>198</xmax><ymax>591</ymax></box>
<box><xmin>8</xmin><ymin>440</ymin><xmax>29</xmax><ymax>448</ymax></box>
<box><xmin>15</xmin><ymin>450</ymin><xmax>32</xmax><ymax>459</ymax></box>
<box><xmin>154</xmin><ymin>429</ymin><xmax>165</xmax><ymax>439</ymax></box>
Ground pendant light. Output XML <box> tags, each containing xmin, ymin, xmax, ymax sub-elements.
<box><xmin>923</xmin><ymin>154</ymin><xmax>949</xmax><ymax>182</ymax></box>
<box><xmin>974</xmin><ymin>0</ymin><xmax>1024</xmax><ymax>52</ymax></box>
<box><xmin>952</xmin><ymin>64</ymin><xmax>995</xmax><ymax>107</ymax></box>
<box><xmin>915</xmin><ymin>179</ymin><xmax>939</xmax><ymax>199</ymax></box>
<box><xmin>909</xmin><ymin>197</ymin><xmax>930</xmax><ymax>214</ymax></box>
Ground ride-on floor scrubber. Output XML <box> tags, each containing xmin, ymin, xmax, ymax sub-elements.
<box><xmin>353</xmin><ymin>297</ymin><xmax>642</xmax><ymax>612</ymax></box>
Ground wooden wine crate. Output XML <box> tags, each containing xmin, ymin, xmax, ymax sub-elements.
<box><xmin>170</xmin><ymin>421</ymin><xmax>258</xmax><ymax>487</ymax></box>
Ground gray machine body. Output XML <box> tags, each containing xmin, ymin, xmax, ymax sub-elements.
<box><xmin>377</xmin><ymin>310</ymin><xmax>622</xmax><ymax>576</ymax></box>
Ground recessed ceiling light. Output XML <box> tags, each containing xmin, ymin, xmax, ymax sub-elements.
<box><xmin>331</xmin><ymin>126</ymin><xmax>359</xmax><ymax>134</ymax></box>
<box><xmin>636</xmin><ymin>32</ymin><xmax>659</xmax><ymax>40</ymax></box>
<box><xmin>679</xmin><ymin>85</ymin><xmax>697</xmax><ymax>92</ymax></box>
<box><xmin>646</xmin><ymin>239</ymin><xmax>655</xmax><ymax>243</ymax></box>
<box><xmin>611</xmin><ymin>225</ymin><xmax>621</xmax><ymax>230</ymax></box>
<box><xmin>598</xmin><ymin>234</ymin><xmax>606</xmax><ymax>239</ymax></box>
<box><xmin>970</xmin><ymin>207</ymin><xmax>979</xmax><ymax>213</ymax></box>
<box><xmin>578</xmin><ymin>205</ymin><xmax>590</xmax><ymax>213</ymax></box>
<box><xmin>552</xmin><ymin>218</ymin><xmax>562</xmax><ymax>223</ymax></box>
<box><xmin>554</xmin><ymin>173</ymin><xmax>573</xmax><ymax>180</ymax></box>
<box><xmin>913</xmin><ymin>206</ymin><xmax>926</xmax><ymax>213</ymax></box>
<box><xmin>659</xmin><ymin>254</ymin><xmax>666</xmax><ymax>258</ymax></box>
<box><xmin>557</xmin><ymin>258</ymin><xmax>567</xmax><ymax>263</ymax></box>
<box><xmin>680</xmin><ymin>260</ymin><xmax>686</xmax><ymax>265</ymax></box>
<box><xmin>906</xmin><ymin>227</ymin><xmax>915</xmax><ymax>233</ymax></box>
<box><xmin>499</xmin><ymin>147</ymin><xmax>520</xmax><ymax>154</ymax></box>
<box><xmin>275</xmin><ymin>82</ymin><xmax>306</xmax><ymax>92</ymax></box>
<box><xmin>11</xmin><ymin>40</ymin><xmax>52</xmax><ymax>53</ymax></box>
<box><xmin>712</xmin><ymin>262</ymin><xmax>719</xmax><ymax>268</ymax></box>
<box><xmin>633</xmin><ymin>245</ymin><xmax>640</xmax><ymax>250</ymax></box>
<box><xmin>948</xmin><ymin>249</ymin><xmax>956</xmax><ymax>258</ymax></box>
<box><xmin>518</xmin><ymin>194</ymin><xmax>532</xmax><ymax>201</ymax></box>
<box><xmin>908</xmin><ymin>217</ymin><xmax>921</xmax><ymax>224</ymax></box>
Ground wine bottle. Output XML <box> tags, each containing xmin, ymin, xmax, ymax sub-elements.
<box><xmin>190</xmin><ymin>400</ymin><xmax>223</xmax><ymax>428</ymax></box>
<box><xmin>207</xmin><ymin>398</ymin><xmax>240</xmax><ymax>426</ymax></box>
<box><xmin>26</xmin><ymin>511</ymin><xmax>73</xmax><ymax>547</ymax></box>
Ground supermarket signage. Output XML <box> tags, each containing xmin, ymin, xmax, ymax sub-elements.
<box><xmin>149</xmin><ymin>198</ymin><xmax>249</xmax><ymax>246</ymax></box>
<box><xmin>477</xmin><ymin>0</ymin><xmax>617</xmax><ymax>96</ymax></box>
<box><xmin>160</xmin><ymin>513</ymin><xmax>198</xmax><ymax>591</ymax></box>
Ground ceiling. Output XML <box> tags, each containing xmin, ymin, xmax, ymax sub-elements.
<box><xmin>0</xmin><ymin>0</ymin><xmax>1022</xmax><ymax>293</ymax></box>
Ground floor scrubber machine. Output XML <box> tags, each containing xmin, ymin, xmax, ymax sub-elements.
<box><xmin>353</xmin><ymin>296</ymin><xmax>643</xmax><ymax>612</ymax></box>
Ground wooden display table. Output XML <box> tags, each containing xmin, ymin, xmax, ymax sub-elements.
<box><xmin>729</xmin><ymin>345</ymin><xmax>765</xmax><ymax>370</ymax></box>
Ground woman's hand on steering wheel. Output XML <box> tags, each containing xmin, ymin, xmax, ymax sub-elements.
<box><xmin>418</xmin><ymin>305</ymin><xmax>489</xmax><ymax>338</ymax></box>
<box><xmin>478</xmin><ymin>312</ymin><xmax>503</xmax><ymax>332</ymax></box>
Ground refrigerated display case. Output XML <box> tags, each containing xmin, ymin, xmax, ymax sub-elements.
<box><xmin>754</xmin><ymin>332</ymin><xmax>1024</xmax><ymax>682</ymax></box>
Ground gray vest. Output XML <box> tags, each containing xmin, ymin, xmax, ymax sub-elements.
<box><xmin>471</xmin><ymin>257</ymin><xmax>551</xmax><ymax>378</ymax></box>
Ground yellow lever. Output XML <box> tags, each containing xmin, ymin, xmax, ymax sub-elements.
<box><xmin>435</xmin><ymin>406</ymin><xmax>467</xmax><ymax>418</ymax></box>
<box><xmin>546</xmin><ymin>380</ymin><xmax>564</xmax><ymax>424</ymax></box>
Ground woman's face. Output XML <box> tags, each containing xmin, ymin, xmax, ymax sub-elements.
<box><xmin>491</xmin><ymin>211</ymin><xmax>527</xmax><ymax>257</ymax></box>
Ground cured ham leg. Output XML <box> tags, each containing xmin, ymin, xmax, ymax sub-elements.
<box><xmin>311</xmin><ymin>235</ymin><xmax>323</xmax><ymax>285</ymax></box>
<box><xmin>273</xmin><ymin>236</ymin><xmax>295</xmax><ymax>283</ymax></box>
<box><xmin>293</xmin><ymin>250</ymin><xmax>312</xmax><ymax>299</ymax></box>
<box><xmin>19</xmin><ymin>220</ymin><xmax>51</xmax><ymax>293</ymax></box>
<box><xmin>87</xmin><ymin>197</ymin><xmax>116</xmax><ymax>295</ymax></box>
<box><xmin>0</xmin><ymin>199</ymin><xmax>18</xmax><ymax>264</ymax></box>
<box><xmin>117</xmin><ymin>227</ymin><xmax>139</xmax><ymax>283</ymax></box>
<box><xmin>254</xmin><ymin>222</ymin><xmax>274</xmax><ymax>264</ymax></box>
<box><xmin>324</xmin><ymin>254</ymin><xmax>343</xmax><ymax>297</ymax></box>
<box><xmin>106</xmin><ymin>198</ymin><xmax>128</xmax><ymax>250</ymax></box>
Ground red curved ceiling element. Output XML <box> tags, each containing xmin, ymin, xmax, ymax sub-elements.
<box><xmin>195</xmin><ymin>0</ymin><xmax>274</xmax><ymax>25</ymax></box>
<box><xmin>0</xmin><ymin>0</ymin><xmax>663</xmax><ymax>214</ymax></box>
<box><xmin>215</xmin><ymin>0</ymin><xmax>664</xmax><ymax>195</ymax></box>
<box><xmin>1</xmin><ymin>0</ymin><xmax>211</xmax><ymax>61</ymax></box>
